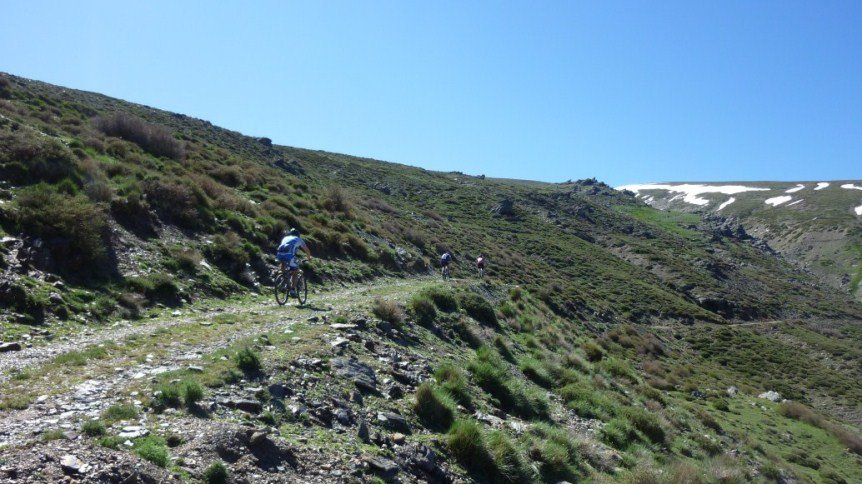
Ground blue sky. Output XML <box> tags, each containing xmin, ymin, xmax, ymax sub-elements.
<box><xmin>1</xmin><ymin>1</ymin><xmax>860</xmax><ymax>186</ymax></box>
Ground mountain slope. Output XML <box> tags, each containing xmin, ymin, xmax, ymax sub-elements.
<box><xmin>1</xmin><ymin>72</ymin><xmax>862</xmax><ymax>483</ymax></box>
<box><xmin>617</xmin><ymin>181</ymin><xmax>862</xmax><ymax>301</ymax></box>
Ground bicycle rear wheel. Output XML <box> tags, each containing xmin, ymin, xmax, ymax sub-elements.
<box><xmin>296</xmin><ymin>274</ymin><xmax>308</xmax><ymax>305</ymax></box>
<box><xmin>274</xmin><ymin>274</ymin><xmax>289</xmax><ymax>306</ymax></box>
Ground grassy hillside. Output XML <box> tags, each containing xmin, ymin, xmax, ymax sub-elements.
<box><xmin>1</xmin><ymin>73</ymin><xmax>861</xmax><ymax>483</ymax></box>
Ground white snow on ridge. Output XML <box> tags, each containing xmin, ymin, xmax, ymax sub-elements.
<box><xmin>815</xmin><ymin>182</ymin><xmax>829</xmax><ymax>190</ymax></box>
<box><xmin>856</xmin><ymin>203</ymin><xmax>862</xmax><ymax>216</ymax></box>
<box><xmin>717</xmin><ymin>198</ymin><xmax>736</xmax><ymax>211</ymax></box>
<box><xmin>765</xmin><ymin>196</ymin><xmax>793</xmax><ymax>207</ymax></box>
<box><xmin>787</xmin><ymin>199</ymin><xmax>804</xmax><ymax>207</ymax></box>
<box><xmin>785</xmin><ymin>184</ymin><xmax>805</xmax><ymax>193</ymax></box>
<box><xmin>841</xmin><ymin>183</ymin><xmax>862</xmax><ymax>191</ymax></box>
<box><xmin>616</xmin><ymin>183</ymin><xmax>770</xmax><ymax>206</ymax></box>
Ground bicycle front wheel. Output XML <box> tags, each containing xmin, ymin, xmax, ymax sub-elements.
<box><xmin>296</xmin><ymin>275</ymin><xmax>308</xmax><ymax>305</ymax></box>
<box><xmin>274</xmin><ymin>274</ymin><xmax>289</xmax><ymax>306</ymax></box>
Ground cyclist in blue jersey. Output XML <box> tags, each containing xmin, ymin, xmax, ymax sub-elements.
<box><xmin>440</xmin><ymin>251</ymin><xmax>452</xmax><ymax>279</ymax></box>
<box><xmin>277</xmin><ymin>228</ymin><xmax>313</xmax><ymax>296</ymax></box>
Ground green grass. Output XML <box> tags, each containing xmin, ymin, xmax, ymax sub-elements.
<box><xmin>413</xmin><ymin>382</ymin><xmax>456</xmax><ymax>431</ymax></box>
<box><xmin>102</xmin><ymin>403</ymin><xmax>139</xmax><ymax>423</ymax></box>
<box><xmin>81</xmin><ymin>419</ymin><xmax>106</xmax><ymax>437</ymax></box>
<box><xmin>134</xmin><ymin>435</ymin><xmax>169</xmax><ymax>468</ymax></box>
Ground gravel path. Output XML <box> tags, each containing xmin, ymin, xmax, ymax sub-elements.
<box><xmin>0</xmin><ymin>278</ymin><xmax>423</xmax><ymax>448</ymax></box>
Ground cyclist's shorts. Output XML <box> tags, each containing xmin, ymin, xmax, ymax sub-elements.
<box><xmin>277</xmin><ymin>253</ymin><xmax>298</xmax><ymax>269</ymax></box>
<box><xmin>440</xmin><ymin>260</ymin><xmax>450</xmax><ymax>267</ymax></box>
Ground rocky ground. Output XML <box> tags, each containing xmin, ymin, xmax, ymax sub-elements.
<box><xmin>2</xmin><ymin>277</ymin><xmax>603</xmax><ymax>483</ymax></box>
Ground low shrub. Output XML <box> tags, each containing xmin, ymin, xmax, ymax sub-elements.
<box><xmin>235</xmin><ymin>347</ymin><xmax>262</xmax><ymax>373</ymax></box>
<box><xmin>182</xmin><ymin>379</ymin><xmax>204</xmax><ymax>407</ymax></box>
<box><xmin>519</xmin><ymin>357</ymin><xmax>554</xmax><ymax>388</ymax></box>
<box><xmin>102</xmin><ymin>403</ymin><xmax>139</xmax><ymax>423</ymax></box>
<box><xmin>623</xmin><ymin>407</ymin><xmax>666</xmax><ymax>444</ymax></box>
<box><xmin>435</xmin><ymin>363</ymin><xmax>472</xmax><ymax>407</ymax></box>
<box><xmin>134</xmin><ymin>435</ymin><xmax>170</xmax><ymax>468</ymax></box>
<box><xmin>95</xmin><ymin>112</ymin><xmax>184</xmax><ymax>160</ymax></box>
<box><xmin>458</xmin><ymin>292</ymin><xmax>498</xmax><ymax>326</ymax></box>
<box><xmin>448</xmin><ymin>420</ymin><xmax>493</xmax><ymax>475</ymax></box>
<box><xmin>560</xmin><ymin>384</ymin><xmax>617</xmax><ymax>420</ymax></box>
<box><xmin>600</xmin><ymin>418</ymin><xmax>639</xmax><ymax>449</ymax></box>
<box><xmin>203</xmin><ymin>461</ymin><xmax>230</xmax><ymax>484</ymax></box>
<box><xmin>154</xmin><ymin>383</ymin><xmax>182</xmax><ymax>408</ymax></box>
<box><xmin>372</xmin><ymin>298</ymin><xmax>404</xmax><ymax>325</ymax></box>
<box><xmin>414</xmin><ymin>382</ymin><xmax>456</xmax><ymax>431</ymax></box>
<box><xmin>582</xmin><ymin>341</ymin><xmax>605</xmax><ymax>362</ymax></box>
<box><xmin>42</xmin><ymin>429</ymin><xmax>67</xmax><ymax>441</ymax></box>
<box><xmin>487</xmin><ymin>430</ymin><xmax>533</xmax><ymax>483</ymax></box>
<box><xmin>15</xmin><ymin>185</ymin><xmax>109</xmax><ymax>278</ymax></box>
<box><xmin>422</xmin><ymin>286</ymin><xmax>459</xmax><ymax>312</ymax></box>
<box><xmin>81</xmin><ymin>419</ymin><xmax>106</xmax><ymax>437</ymax></box>
<box><xmin>408</xmin><ymin>294</ymin><xmax>437</xmax><ymax>327</ymax></box>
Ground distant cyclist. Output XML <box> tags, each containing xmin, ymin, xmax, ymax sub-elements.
<box><xmin>476</xmin><ymin>254</ymin><xmax>486</xmax><ymax>277</ymax></box>
<box><xmin>277</xmin><ymin>228</ymin><xmax>312</xmax><ymax>296</ymax></box>
<box><xmin>440</xmin><ymin>251</ymin><xmax>452</xmax><ymax>279</ymax></box>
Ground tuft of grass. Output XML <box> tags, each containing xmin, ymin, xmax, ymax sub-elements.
<box><xmin>81</xmin><ymin>419</ymin><xmax>106</xmax><ymax>437</ymax></box>
<box><xmin>203</xmin><ymin>461</ymin><xmax>230</xmax><ymax>484</ymax></box>
<box><xmin>623</xmin><ymin>407</ymin><xmax>666</xmax><ymax>444</ymax></box>
<box><xmin>601</xmin><ymin>418</ymin><xmax>639</xmax><ymax>450</ymax></box>
<box><xmin>422</xmin><ymin>286</ymin><xmax>459</xmax><ymax>312</ymax></box>
<box><xmin>0</xmin><ymin>395</ymin><xmax>32</xmax><ymax>411</ymax></box>
<box><xmin>41</xmin><ymin>429</ymin><xmax>66</xmax><ymax>441</ymax></box>
<box><xmin>134</xmin><ymin>435</ymin><xmax>170</xmax><ymax>468</ymax></box>
<box><xmin>372</xmin><ymin>298</ymin><xmax>404</xmax><ymax>325</ymax></box>
<box><xmin>458</xmin><ymin>292</ymin><xmax>498</xmax><ymax>326</ymax></box>
<box><xmin>487</xmin><ymin>430</ymin><xmax>533</xmax><ymax>483</ymax></box>
<box><xmin>102</xmin><ymin>403</ymin><xmax>139</xmax><ymax>423</ymax></box>
<box><xmin>182</xmin><ymin>379</ymin><xmax>204</xmax><ymax>407</ymax></box>
<box><xmin>235</xmin><ymin>347</ymin><xmax>262</xmax><ymax>373</ymax></box>
<box><xmin>582</xmin><ymin>341</ymin><xmax>605</xmax><ymax>362</ymax></box>
<box><xmin>448</xmin><ymin>420</ymin><xmax>493</xmax><ymax>475</ymax></box>
<box><xmin>408</xmin><ymin>293</ymin><xmax>437</xmax><ymax>327</ymax></box>
<box><xmin>434</xmin><ymin>363</ymin><xmax>472</xmax><ymax>407</ymax></box>
<box><xmin>414</xmin><ymin>382</ymin><xmax>456</xmax><ymax>431</ymax></box>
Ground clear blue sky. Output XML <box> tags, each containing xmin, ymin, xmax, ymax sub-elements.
<box><xmin>2</xmin><ymin>1</ymin><xmax>860</xmax><ymax>186</ymax></box>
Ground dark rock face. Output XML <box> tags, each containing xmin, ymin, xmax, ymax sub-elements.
<box><xmin>331</xmin><ymin>357</ymin><xmax>377</xmax><ymax>393</ymax></box>
<box><xmin>376</xmin><ymin>411</ymin><xmax>410</xmax><ymax>434</ymax></box>
<box><xmin>0</xmin><ymin>342</ymin><xmax>22</xmax><ymax>352</ymax></box>
<box><xmin>364</xmin><ymin>455</ymin><xmax>400</xmax><ymax>479</ymax></box>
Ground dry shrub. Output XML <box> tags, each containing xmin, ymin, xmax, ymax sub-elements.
<box><xmin>95</xmin><ymin>112</ymin><xmax>184</xmax><ymax>160</ymax></box>
<box><xmin>361</xmin><ymin>198</ymin><xmax>397</xmax><ymax>214</ymax></box>
<box><xmin>372</xmin><ymin>298</ymin><xmax>404</xmax><ymax>325</ymax></box>
<box><xmin>322</xmin><ymin>185</ymin><xmax>352</xmax><ymax>214</ymax></box>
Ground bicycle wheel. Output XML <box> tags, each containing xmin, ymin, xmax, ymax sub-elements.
<box><xmin>274</xmin><ymin>274</ymin><xmax>289</xmax><ymax>306</ymax></box>
<box><xmin>296</xmin><ymin>274</ymin><xmax>308</xmax><ymax>305</ymax></box>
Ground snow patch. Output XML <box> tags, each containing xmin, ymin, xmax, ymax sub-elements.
<box><xmin>717</xmin><ymin>198</ymin><xmax>736</xmax><ymax>211</ymax></box>
<box><xmin>787</xmin><ymin>199</ymin><xmax>804</xmax><ymax>207</ymax></box>
<box><xmin>765</xmin><ymin>196</ymin><xmax>793</xmax><ymax>207</ymax></box>
<box><xmin>841</xmin><ymin>183</ymin><xmax>862</xmax><ymax>191</ymax></box>
<box><xmin>814</xmin><ymin>182</ymin><xmax>829</xmax><ymax>190</ymax></box>
<box><xmin>616</xmin><ymin>183</ymin><xmax>770</xmax><ymax>206</ymax></box>
<box><xmin>785</xmin><ymin>184</ymin><xmax>805</xmax><ymax>193</ymax></box>
<box><xmin>855</xmin><ymin>204</ymin><xmax>862</xmax><ymax>216</ymax></box>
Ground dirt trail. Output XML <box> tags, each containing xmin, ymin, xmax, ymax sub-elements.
<box><xmin>0</xmin><ymin>279</ymin><xmax>415</xmax><ymax>382</ymax></box>
<box><xmin>0</xmin><ymin>278</ymin><xmax>425</xmax><ymax>448</ymax></box>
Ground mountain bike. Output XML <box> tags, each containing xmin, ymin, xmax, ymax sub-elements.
<box><xmin>274</xmin><ymin>259</ymin><xmax>308</xmax><ymax>306</ymax></box>
<box><xmin>441</xmin><ymin>265</ymin><xmax>451</xmax><ymax>280</ymax></box>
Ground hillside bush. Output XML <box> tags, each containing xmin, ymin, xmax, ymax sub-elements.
<box><xmin>95</xmin><ymin>112</ymin><xmax>184</xmax><ymax>160</ymax></box>
<box><xmin>203</xmin><ymin>461</ymin><xmax>230</xmax><ymax>484</ymax></box>
<box><xmin>623</xmin><ymin>407</ymin><xmax>666</xmax><ymax>444</ymax></box>
<box><xmin>372</xmin><ymin>298</ymin><xmax>404</xmax><ymax>325</ymax></box>
<box><xmin>408</xmin><ymin>294</ymin><xmax>437</xmax><ymax>327</ymax></box>
<box><xmin>235</xmin><ymin>347</ymin><xmax>262</xmax><ymax>373</ymax></box>
<box><xmin>422</xmin><ymin>286</ymin><xmax>459</xmax><ymax>312</ymax></box>
<box><xmin>134</xmin><ymin>435</ymin><xmax>169</xmax><ymax>467</ymax></box>
<box><xmin>600</xmin><ymin>418</ymin><xmax>639</xmax><ymax>449</ymax></box>
<box><xmin>143</xmin><ymin>180</ymin><xmax>203</xmax><ymax>230</ymax></box>
<box><xmin>414</xmin><ymin>382</ymin><xmax>455</xmax><ymax>431</ymax></box>
<box><xmin>458</xmin><ymin>292</ymin><xmax>498</xmax><ymax>326</ymax></box>
<box><xmin>16</xmin><ymin>185</ymin><xmax>110</xmax><ymax>278</ymax></box>
<box><xmin>81</xmin><ymin>419</ymin><xmax>106</xmax><ymax>437</ymax></box>
<box><xmin>0</xmin><ymin>128</ymin><xmax>79</xmax><ymax>185</ymax></box>
<box><xmin>448</xmin><ymin>420</ymin><xmax>493</xmax><ymax>476</ymax></box>
<box><xmin>582</xmin><ymin>341</ymin><xmax>605</xmax><ymax>362</ymax></box>
<box><xmin>487</xmin><ymin>431</ymin><xmax>533</xmax><ymax>483</ymax></box>
<box><xmin>126</xmin><ymin>273</ymin><xmax>181</xmax><ymax>306</ymax></box>
<box><xmin>434</xmin><ymin>363</ymin><xmax>471</xmax><ymax>407</ymax></box>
